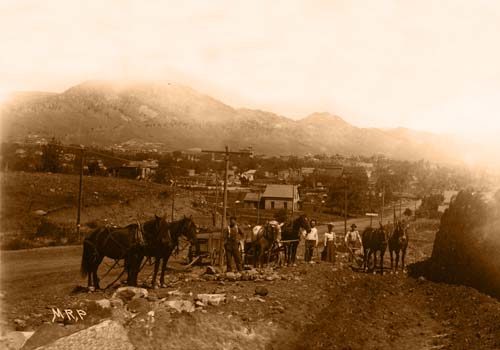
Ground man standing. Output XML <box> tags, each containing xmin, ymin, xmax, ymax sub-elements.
<box><xmin>345</xmin><ymin>223</ymin><xmax>362</xmax><ymax>262</ymax></box>
<box><xmin>303</xmin><ymin>219</ymin><xmax>318</xmax><ymax>263</ymax></box>
<box><xmin>223</xmin><ymin>216</ymin><xmax>244</xmax><ymax>272</ymax></box>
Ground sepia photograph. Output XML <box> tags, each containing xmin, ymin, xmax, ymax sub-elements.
<box><xmin>0</xmin><ymin>1</ymin><xmax>499</xmax><ymax>349</ymax></box>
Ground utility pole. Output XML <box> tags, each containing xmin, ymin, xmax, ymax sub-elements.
<box><xmin>343</xmin><ymin>175</ymin><xmax>348</xmax><ymax>236</ymax></box>
<box><xmin>257</xmin><ymin>192</ymin><xmax>261</xmax><ymax>225</ymax></box>
<box><xmin>399</xmin><ymin>196</ymin><xmax>402</xmax><ymax>220</ymax></box>
<box><xmin>171</xmin><ymin>180</ymin><xmax>176</xmax><ymax>221</ymax></box>
<box><xmin>76</xmin><ymin>147</ymin><xmax>85</xmax><ymax>242</ymax></box>
<box><xmin>380</xmin><ymin>185</ymin><xmax>385</xmax><ymax>225</ymax></box>
<box><xmin>213</xmin><ymin>174</ymin><xmax>219</xmax><ymax>227</ymax></box>
<box><xmin>202</xmin><ymin>146</ymin><xmax>252</xmax><ymax>267</ymax></box>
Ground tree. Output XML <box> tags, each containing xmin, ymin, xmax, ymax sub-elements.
<box><xmin>41</xmin><ymin>138</ymin><xmax>62</xmax><ymax>173</ymax></box>
<box><xmin>403</xmin><ymin>208</ymin><xmax>413</xmax><ymax>217</ymax></box>
<box><xmin>327</xmin><ymin>167</ymin><xmax>369</xmax><ymax>215</ymax></box>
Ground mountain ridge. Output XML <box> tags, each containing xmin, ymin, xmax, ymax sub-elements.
<box><xmin>0</xmin><ymin>80</ymin><xmax>467</xmax><ymax>163</ymax></box>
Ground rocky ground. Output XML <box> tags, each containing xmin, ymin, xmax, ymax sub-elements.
<box><xmin>1</xmin><ymin>224</ymin><xmax>499</xmax><ymax>349</ymax></box>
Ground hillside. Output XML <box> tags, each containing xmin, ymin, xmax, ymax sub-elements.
<box><xmin>0</xmin><ymin>171</ymin><xmax>205</xmax><ymax>249</ymax></box>
<box><xmin>0</xmin><ymin>80</ymin><xmax>466</xmax><ymax>162</ymax></box>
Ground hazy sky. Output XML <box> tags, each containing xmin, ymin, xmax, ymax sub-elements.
<box><xmin>1</xmin><ymin>0</ymin><xmax>500</xmax><ymax>146</ymax></box>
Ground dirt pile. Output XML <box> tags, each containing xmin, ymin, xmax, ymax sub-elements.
<box><xmin>410</xmin><ymin>190</ymin><xmax>500</xmax><ymax>298</ymax></box>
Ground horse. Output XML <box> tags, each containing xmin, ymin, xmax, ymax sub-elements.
<box><xmin>362</xmin><ymin>223</ymin><xmax>388</xmax><ymax>274</ymax></box>
<box><xmin>249</xmin><ymin>221</ymin><xmax>282</xmax><ymax>268</ymax></box>
<box><xmin>280</xmin><ymin>214</ymin><xmax>311</xmax><ymax>266</ymax></box>
<box><xmin>80</xmin><ymin>223</ymin><xmax>144</xmax><ymax>290</ymax></box>
<box><xmin>140</xmin><ymin>215</ymin><xmax>199</xmax><ymax>288</ymax></box>
<box><xmin>388</xmin><ymin>221</ymin><xmax>409</xmax><ymax>271</ymax></box>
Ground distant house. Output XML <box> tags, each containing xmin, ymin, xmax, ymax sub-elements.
<box><xmin>301</xmin><ymin>167</ymin><xmax>315</xmax><ymax>177</ymax></box>
<box><xmin>261</xmin><ymin>184</ymin><xmax>300</xmax><ymax>210</ymax></box>
<box><xmin>315</xmin><ymin>166</ymin><xmax>344</xmax><ymax>178</ymax></box>
<box><xmin>243</xmin><ymin>192</ymin><xmax>261</xmax><ymax>209</ymax></box>
<box><xmin>241</xmin><ymin>169</ymin><xmax>257</xmax><ymax>183</ymax></box>
<box><xmin>187</xmin><ymin>169</ymin><xmax>196</xmax><ymax>177</ymax></box>
<box><xmin>115</xmin><ymin>160</ymin><xmax>158</xmax><ymax>180</ymax></box>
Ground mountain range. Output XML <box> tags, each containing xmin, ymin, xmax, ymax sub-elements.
<box><xmin>0</xmin><ymin>80</ymin><xmax>474</xmax><ymax>164</ymax></box>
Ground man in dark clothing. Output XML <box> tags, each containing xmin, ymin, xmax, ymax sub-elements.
<box><xmin>223</xmin><ymin>216</ymin><xmax>244</xmax><ymax>272</ymax></box>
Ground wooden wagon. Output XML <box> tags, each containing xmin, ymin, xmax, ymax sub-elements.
<box><xmin>188</xmin><ymin>231</ymin><xmax>250</xmax><ymax>267</ymax></box>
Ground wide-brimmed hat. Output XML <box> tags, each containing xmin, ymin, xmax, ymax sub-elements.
<box><xmin>327</xmin><ymin>222</ymin><xmax>334</xmax><ymax>227</ymax></box>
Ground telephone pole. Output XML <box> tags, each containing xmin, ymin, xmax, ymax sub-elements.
<box><xmin>202</xmin><ymin>146</ymin><xmax>252</xmax><ymax>266</ymax></box>
<box><xmin>76</xmin><ymin>147</ymin><xmax>85</xmax><ymax>242</ymax></box>
<box><xmin>380</xmin><ymin>184</ymin><xmax>385</xmax><ymax>225</ymax></box>
<box><xmin>171</xmin><ymin>180</ymin><xmax>176</xmax><ymax>221</ymax></box>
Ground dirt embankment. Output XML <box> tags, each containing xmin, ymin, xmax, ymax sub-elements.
<box><xmin>410</xmin><ymin>190</ymin><xmax>500</xmax><ymax>299</ymax></box>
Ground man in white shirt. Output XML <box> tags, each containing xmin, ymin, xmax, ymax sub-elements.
<box><xmin>303</xmin><ymin>219</ymin><xmax>318</xmax><ymax>263</ymax></box>
<box><xmin>345</xmin><ymin>223</ymin><xmax>362</xmax><ymax>262</ymax></box>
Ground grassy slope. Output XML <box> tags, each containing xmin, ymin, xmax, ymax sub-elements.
<box><xmin>0</xmin><ymin>171</ymin><xmax>205</xmax><ymax>248</ymax></box>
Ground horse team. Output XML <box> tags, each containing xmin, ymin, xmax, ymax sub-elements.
<box><xmin>81</xmin><ymin>215</ymin><xmax>199</xmax><ymax>290</ymax></box>
<box><xmin>362</xmin><ymin>221</ymin><xmax>409</xmax><ymax>274</ymax></box>
<box><xmin>80</xmin><ymin>214</ymin><xmax>409</xmax><ymax>291</ymax></box>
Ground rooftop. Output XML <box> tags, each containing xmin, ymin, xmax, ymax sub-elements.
<box><xmin>262</xmin><ymin>184</ymin><xmax>296</xmax><ymax>199</ymax></box>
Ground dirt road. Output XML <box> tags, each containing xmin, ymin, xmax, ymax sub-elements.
<box><xmin>1</xmin><ymin>219</ymin><xmax>499</xmax><ymax>349</ymax></box>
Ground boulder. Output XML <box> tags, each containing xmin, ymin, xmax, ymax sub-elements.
<box><xmin>112</xmin><ymin>287</ymin><xmax>148</xmax><ymax>302</ymax></box>
<box><xmin>33</xmin><ymin>320</ymin><xmax>133</xmax><ymax>350</ymax></box>
<box><xmin>196</xmin><ymin>294</ymin><xmax>226</xmax><ymax>306</ymax></box>
<box><xmin>255</xmin><ymin>286</ymin><xmax>269</xmax><ymax>297</ymax></box>
<box><xmin>20</xmin><ymin>324</ymin><xmax>80</xmax><ymax>350</ymax></box>
<box><xmin>0</xmin><ymin>331</ymin><xmax>34</xmax><ymax>350</ymax></box>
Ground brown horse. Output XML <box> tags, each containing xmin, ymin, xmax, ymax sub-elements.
<box><xmin>80</xmin><ymin>223</ymin><xmax>144</xmax><ymax>290</ymax></box>
<box><xmin>280</xmin><ymin>215</ymin><xmax>311</xmax><ymax>266</ymax></box>
<box><xmin>389</xmin><ymin>221</ymin><xmax>409</xmax><ymax>271</ymax></box>
<box><xmin>140</xmin><ymin>215</ymin><xmax>199</xmax><ymax>288</ymax></box>
<box><xmin>250</xmin><ymin>221</ymin><xmax>282</xmax><ymax>268</ymax></box>
<box><xmin>362</xmin><ymin>223</ymin><xmax>388</xmax><ymax>274</ymax></box>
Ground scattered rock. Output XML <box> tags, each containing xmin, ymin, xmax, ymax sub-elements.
<box><xmin>196</xmin><ymin>294</ymin><xmax>226</xmax><ymax>306</ymax></box>
<box><xmin>13</xmin><ymin>319</ymin><xmax>27</xmax><ymax>331</ymax></box>
<box><xmin>147</xmin><ymin>294</ymin><xmax>158</xmax><ymax>302</ymax></box>
<box><xmin>247</xmin><ymin>269</ymin><xmax>259</xmax><ymax>277</ymax></box>
<box><xmin>206</xmin><ymin>266</ymin><xmax>217</xmax><ymax>275</ymax></box>
<box><xmin>127</xmin><ymin>298</ymin><xmax>151</xmax><ymax>314</ymax></box>
<box><xmin>250</xmin><ymin>297</ymin><xmax>266</xmax><ymax>303</ymax></box>
<box><xmin>162</xmin><ymin>300</ymin><xmax>195</xmax><ymax>313</ymax></box>
<box><xmin>225</xmin><ymin>272</ymin><xmax>238</xmax><ymax>281</ymax></box>
<box><xmin>167</xmin><ymin>290</ymin><xmax>185</xmax><ymax>297</ymax></box>
<box><xmin>34</xmin><ymin>210</ymin><xmax>48</xmax><ymax>216</ymax></box>
<box><xmin>271</xmin><ymin>306</ymin><xmax>285</xmax><ymax>313</ymax></box>
<box><xmin>94</xmin><ymin>299</ymin><xmax>111</xmax><ymax>309</ymax></box>
<box><xmin>111</xmin><ymin>307</ymin><xmax>134</xmax><ymax>325</ymax></box>
<box><xmin>255</xmin><ymin>286</ymin><xmax>269</xmax><ymax>297</ymax></box>
<box><xmin>110</xmin><ymin>298</ymin><xmax>124</xmax><ymax>308</ymax></box>
<box><xmin>112</xmin><ymin>287</ymin><xmax>148</xmax><ymax>302</ymax></box>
